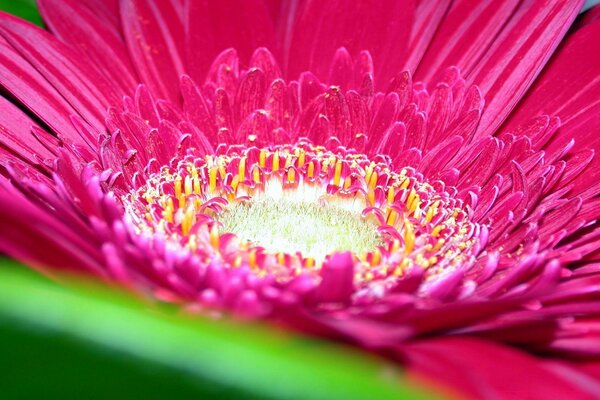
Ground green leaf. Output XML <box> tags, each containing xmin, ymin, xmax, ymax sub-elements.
<box><xmin>0</xmin><ymin>0</ymin><xmax>43</xmax><ymax>26</ymax></box>
<box><xmin>0</xmin><ymin>260</ymin><xmax>440</xmax><ymax>399</ymax></box>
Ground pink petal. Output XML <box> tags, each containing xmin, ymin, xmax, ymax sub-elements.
<box><xmin>470</xmin><ymin>0</ymin><xmax>583</xmax><ymax>138</ymax></box>
<box><xmin>80</xmin><ymin>0</ymin><xmax>121</xmax><ymax>33</ymax></box>
<box><xmin>0</xmin><ymin>12</ymin><xmax>119</xmax><ymax>132</ymax></box>
<box><xmin>185</xmin><ymin>0</ymin><xmax>275</xmax><ymax>85</ymax></box>
<box><xmin>0</xmin><ymin>37</ymin><xmax>83</xmax><ymax>143</ymax></box>
<box><xmin>401</xmin><ymin>337</ymin><xmax>597</xmax><ymax>400</ymax></box>
<box><xmin>504</xmin><ymin>19</ymin><xmax>600</xmax><ymax>199</ymax></box>
<box><xmin>121</xmin><ymin>0</ymin><xmax>184</xmax><ymax>102</ymax></box>
<box><xmin>415</xmin><ymin>0</ymin><xmax>520</xmax><ymax>83</ymax></box>
<box><xmin>402</xmin><ymin>0</ymin><xmax>451</xmax><ymax>73</ymax></box>
<box><xmin>0</xmin><ymin>96</ymin><xmax>55</xmax><ymax>165</ymax></box>
<box><xmin>287</xmin><ymin>0</ymin><xmax>415</xmax><ymax>89</ymax></box>
<box><xmin>38</xmin><ymin>0</ymin><xmax>138</xmax><ymax>95</ymax></box>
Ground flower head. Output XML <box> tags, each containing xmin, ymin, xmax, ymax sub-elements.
<box><xmin>1</xmin><ymin>0</ymin><xmax>600</xmax><ymax>398</ymax></box>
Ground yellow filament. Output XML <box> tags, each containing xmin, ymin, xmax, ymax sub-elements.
<box><xmin>404</xmin><ymin>220</ymin><xmax>414</xmax><ymax>254</ymax></box>
<box><xmin>209</xmin><ymin>167</ymin><xmax>217</xmax><ymax>192</ymax></box>
<box><xmin>368</xmin><ymin>171</ymin><xmax>378</xmax><ymax>190</ymax></box>
<box><xmin>400</xmin><ymin>177</ymin><xmax>411</xmax><ymax>190</ymax></box>
<box><xmin>307</xmin><ymin>161</ymin><xmax>315</xmax><ymax>178</ymax></box>
<box><xmin>387</xmin><ymin>186</ymin><xmax>395</xmax><ymax>204</ymax></box>
<box><xmin>333</xmin><ymin>159</ymin><xmax>343</xmax><ymax>186</ymax></box>
<box><xmin>386</xmin><ymin>209</ymin><xmax>398</xmax><ymax>226</ymax></box>
<box><xmin>298</xmin><ymin>150</ymin><xmax>306</xmax><ymax>167</ymax></box>
<box><xmin>343</xmin><ymin>176</ymin><xmax>352</xmax><ymax>190</ymax></box>
<box><xmin>182</xmin><ymin>206</ymin><xmax>194</xmax><ymax>236</ymax></box>
<box><xmin>253</xmin><ymin>165</ymin><xmax>261</xmax><ymax>184</ymax></box>
<box><xmin>259</xmin><ymin>150</ymin><xmax>267</xmax><ymax>168</ymax></box>
<box><xmin>163</xmin><ymin>197</ymin><xmax>174</xmax><ymax>223</ymax></box>
<box><xmin>287</xmin><ymin>168</ymin><xmax>296</xmax><ymax>183</ymax></box>
<box><xmin>432</xmin><ymin>224</ymin><xmax>445</xmax><ymax>237</ymax></box>
<box><xmin>249</xmin><ymin>249</ymin><xmax>257</xmax><ymax>268</ymax></box>
<box><xmin>238</xmin><ymin>157</ymin><xmax>247</xmax><ymax>182</ymax></box>
<box><xmin>367</xmin><ymin>189</ymin><xmax>375</xmax><ymax>206</ymax></box>
<box><xmin>174</xmin><ymin>175</ymin><xmax>182</xmax><ymax>199</ymax></box>
<box><xmin>210</xmin><ymin>224</ymin><xmax>220</xmax><ymax>249</ymax></box>
<box><xmin>272</xmin><ymin>151</ymin><xmax>280</xmax><ymax>171</ymax></box>
<box><xmin>371</xmin><ymin>249</ymin><xmax>381</xmax><ymax>266</ymax></box>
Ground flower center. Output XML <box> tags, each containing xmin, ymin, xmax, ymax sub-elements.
<box><xmin>216</xmin><ymin>183</ymin><xmax>382</xmax><ymax>262</ymax></box>
<box><xmin>122</xmin><ymin>142</ymin><xmax>482</xmax><ymax>292</ymax></box>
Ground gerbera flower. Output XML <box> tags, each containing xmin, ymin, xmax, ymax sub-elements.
<box><xmin>1</xmin><ymin>0</ymin><xmax>600</xmax><ymax>398</ymax></box>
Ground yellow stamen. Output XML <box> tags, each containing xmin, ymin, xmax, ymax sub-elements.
<box><xmin>210</xmin><ymin>224</ymin><xmax>220</xmax><ymax>249</ymax></box>
<box><xmin>174</xmin><ymin>175</ymin><xmax>182</xmax><ymax>199</ymax></box>
<box><xmin>298</xmin><ymin>150</ymin><xmax>306</xmax><ymax>167</ymax></box>
<box><xmin>404</xmin><ymin>220</ymin><xmax>414</xmax><ymax>254</ymax></box>
<box><xmin>259</xmin><ymin>150</ymin><xmax>267</xmax><ymax>168</ymax></box>
<box><xmin>209</xmin><ymin>167</ymin><xmax>217</xmax><ymax>192</ymax></box>
<box><xmin>252</xmin><ymin>165</ymin><xmax>261</xmax><ymax>184</ymax></box>
<box><xmin>238</xmin><ymin>156</ymin><xmax>247</xmax><ymax>182</ymax></box>
<box><xmin>333</xmin><ymin>158</ymin><xmax>343</xmax><ymax>186</ymax></box>
<box><xmin>287</xmin><ymin>168</ymin><xmax>296</xmax><ymax>184</ymax></box>
<box><xmin>387</xmin><ymin>186</ymin><xmax>395</xmax><ymax>204</ymax></box>
<box><xmin>432</xmin><ymin>224</ymin><xmax>445</xmax><ymax>237</ymax></box>
<box><xmin>272</xmin><ymin>151</ymin><xmax>280</xmax><ymax>171</ymax></box>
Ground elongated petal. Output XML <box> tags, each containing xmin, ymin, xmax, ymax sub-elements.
<box><xmin>504</xmin><ymin>20</ymin><xmax>600</xmax><ymax>199</ymax></box>
<box><xmin>401</xmin><ymin>337</ymin><xmax>597</xmax><ymax>399</ymax></box>
<box><xmin>185</xmin><ymin>0</ymin><xmax>275</xmax><ymax>84</ymax></box>
<box><xmin>415</xmin><ymin>0</ymin><xmax>520</xmax><ymax>82</ymax></box>
<box><xmin>470</xmin><ymin>0</ymin><xmax>583</xmax><ymax>138</ymax></box>
<box><xmin>287</xmin><ymin>0</ymin><xmax>415</xmax><ymax>89</ymax></box>
<box><xmin>121</xmin><ymin>0</ymin><xmax>184</xmax><ymax>102</ymax></box>
<box><xmin>38</xmin><ymin>0</ymin><xmax>138</xmax><ymax>94</ymax></box>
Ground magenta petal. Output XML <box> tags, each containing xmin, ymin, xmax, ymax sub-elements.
<box><xmin>416</xmin><ymin>0</ymin><xmax>520</xmax><ymax>83</ymax></box>
<box><xmin>0</xmin><ymin>96</ymin><xmax>55</xmax><ymax>165</ymax></box>
<box><xmin>38</xmin><ymin>0</ymin><xmax>138</xmax><ymax>95</ymax></box>
<box><xmin>505</xmin><ymin>20</ymin><xmax>600</xmax><ymax>199</ymax></box>
<box><xmin>469</xmin><ymin>0</ymin><xmax>583</xmax><ymax>138</ymax></box>
<box><xmin>402</xmin><ymin>0</ymin><xmax>451</xmax><ymax>73</ymax></box>
<box><xmin>401</xmin><ymin>337</ymin><xmax>597</xmax><ymax>400</ymax></box>
<box><xmin>312</xmin><ymin>252</ymin><xmax>355</xmax><ymax>304</ymax></box>
<box><xmin>287</xmin><ymin>0</ymin><xmax>415</xmax><ymax>89</ymax></box>
<box><xmin>0</xmin><ymin>37</ymin><xmax>84</xmax><ymax>143</ymax></box>
<box><xmin>80</xmin><ymin>0</ymin><xmax>121</xmax><ymax>33</ymax></box>
<box><xmin>0</xmin><ymin>12</ymin><xmax>119</xmax><ymax>132</ymax></box>
<box><xmin>185</xmin><ymin>0</ymin><xmax>275</xmax><ymax>85</ymax></box>
<box><xmin>121</xmin><ymin>0</ymin><xmax>184</xmax><ymax>102</ymax></box>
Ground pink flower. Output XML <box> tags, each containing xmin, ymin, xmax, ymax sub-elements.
<box><xmin>1</xmin><ymin>0</ymin><xmax>600</xmax><ymax>398</ymax></box>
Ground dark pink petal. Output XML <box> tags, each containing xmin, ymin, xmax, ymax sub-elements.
<box><xmin>287</xmin><ymin>0</ymin><xmax>415</xmax><ymax>89</ymax></box>
<box><xmin>80</xmin><ymin>0</ymin><xmax>121</xmax><ymax>33</ymax></box>
<box><xmin>0</xmin><ymin>96</ymin><xmax>55</xmax><ymax>165</ymax></box>
<box><xmin>121</xmin><ymin>0</ymin><xmax>184</xmax><ymax>102</ymax></box>
<box><xmin>470</xmin><ymin>0</ymin><xmax>583</xmax><ymax>138</ymax></box>
<box><xmin>416</xmin><ymin>0</ymin><xmax>520</xmax><ymax>83</ymax></box>
<box><xmin>505</xmin><ymin>20</ymin><xmax>600</xmax><ymax>199</ymax></box>
<box><xmin>0</xmin><ymin>12</ymin><xmax>119</xmax><ymax>132</ymax></box>
<box><xmin>402</xmin><ymin>0</ymin><xmax>451</xmax><ymax>73</ymax></box>
<box><xmin>312</xmin><ymin>252</ymin><xmax>354</xmax><ymax>304</ymax></box>
<box><xmin>0</xmin><ymin>180</ymin><xmax>106</xmax><ymax>276</ymax></box>
<box><xmin>0</xmin><ymin>37</ymin><xmax>82</xmax><ymax>143</ymax></box>
<box><xmin>38</xmin><ymin>0</ymin><xmax>138</xmax><ymax>95</ymax></box>
<box><xmin>185</xmin><ymin>0</ymin><xmax>275</xmax><ymax>84</ymax></box>
<box><xmin>401</xmin><ymin>337</ymin><xmax>597</xmax><ymax>400</ymax></box>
